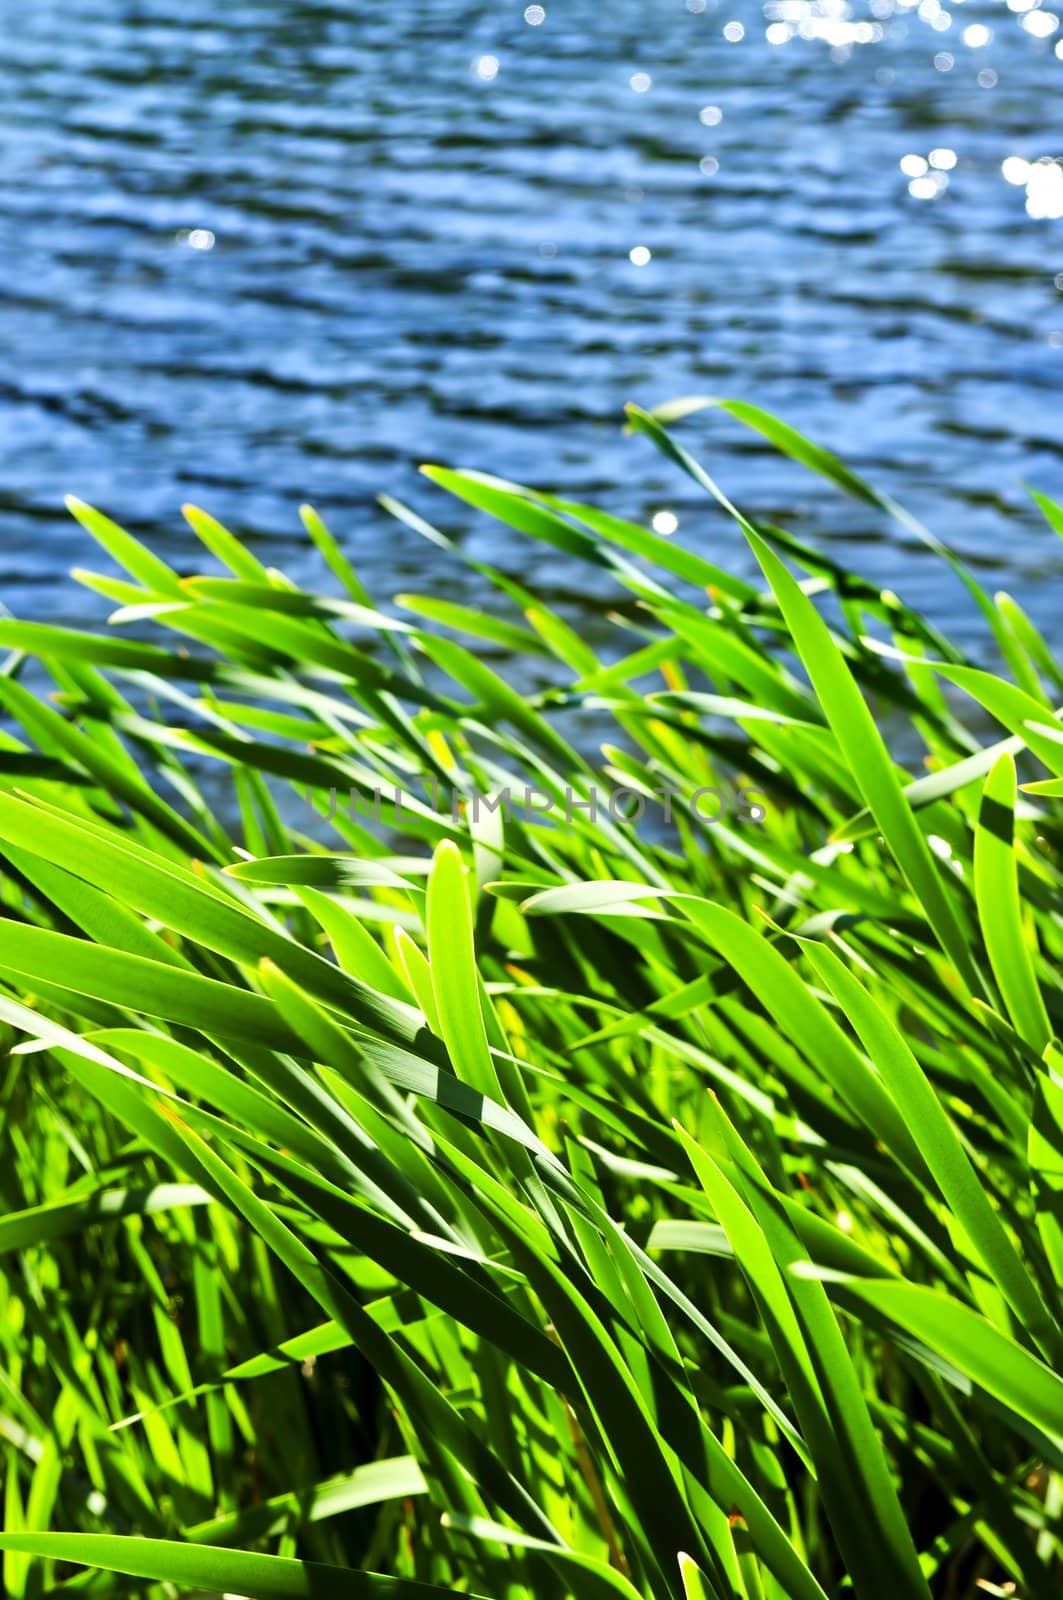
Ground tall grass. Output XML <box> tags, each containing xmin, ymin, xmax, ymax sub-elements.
<box><xmin>1</xmin><ymin>399</ymin><xmax>1062</xmax><ymax>1600</ymax></box>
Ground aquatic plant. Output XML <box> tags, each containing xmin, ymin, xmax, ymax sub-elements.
<box><xmin>1</xmin><ymin>402</ymin><xmax>1063</xmax><ymax>1599</ymax></box>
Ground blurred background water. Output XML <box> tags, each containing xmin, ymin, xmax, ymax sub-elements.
<box><xmin>1</xmin><ymin>0</ymin><xmax>1061</xmax><ymax>654</ymax></box>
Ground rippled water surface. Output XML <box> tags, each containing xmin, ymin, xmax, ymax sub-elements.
<box><xmin>2</xmin><ymin>0</ymin><xmax>1062</xmax><ymax>648</ymax></box>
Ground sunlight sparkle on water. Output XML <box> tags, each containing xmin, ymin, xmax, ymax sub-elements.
<box><xmin>1002</xmin><ymin>156</ymin><xmax>1031</xmax><ymax>185</ymax></box>
<box><xmin>652</xmin><ymin>511</ymin><xmax>679</xmax><ymax>535</ymax></box>
<box><xmin>916</xmin><ymin>1</ymin><xmax>949</xmax><ymax>28</ymax></box>
<box><xmin>962</xmin><ymin>22</ymin><xmax>991</xmax><ymax>44</ymax></box>
<box><xmin>629</xmin><ymin>245</ymin><xmax>652</xmax><ymax>265</ymax></box>
<box><xmin>699</xmin><ymin>105</ymin><xmax>723</xmax><ymax>125</ymax></box>
<box><xmin>180</xmin><ymin>228</ymin><xmax>216</xmax><ymax>250</ymax></box>
<box><xmin>763</xmin><ymin>3</ymin><xmax>882</xmax><ymax>47</ymax></box>
<box><xmin>524</xmin><ymin>4</ymin><xmax>546</xmax><ymax>23</ymax></box>
<box><xmin>898</xmin><ymin>144</ymin><xmax>953</xmax><ymax>198</ymax></box>
<box><xmin>1000</xmin><ymin>156</ymin><xmax>1063</xmax><ymax>218</ymax></box>
<box><xmin>474</xmin><ymin>54</ymin><xmax>499</xmax><ymax>80</ymax></box>
<box><xmin>723</xmin><ymin>20</ymin><xmax>746</xmax><ymax>41</ymax></box>
<box><xmin>1026</xmin><ymin>160</ymin><xmax>1063</xmax><ymax>219</ymax></box>
<box><xmin>630</xmin><ymin>71</ymin><xmax>652</xmax><ymax>92</ymax></box>
<box><xmin>909</xmin><ymin>175</ymin><xmax>946</xmax><ymax>198</ymax></box>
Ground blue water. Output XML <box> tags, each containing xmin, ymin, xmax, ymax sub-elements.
<box><xmin>2</xmin><ymin>0</ymin><xmax>1062</xmax><ymax>652</ymax></box>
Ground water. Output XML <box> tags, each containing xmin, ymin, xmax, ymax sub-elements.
<box><xmin>2</xmin><ymin>0</ymin><xmax>1062</xmax><ymax>657</ymax></box>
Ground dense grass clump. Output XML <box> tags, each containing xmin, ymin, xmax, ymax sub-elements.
<box><xmin>2</xmin><ymin>401</ymin><xmax>1063</xmax><ymax>1600</ymax></box>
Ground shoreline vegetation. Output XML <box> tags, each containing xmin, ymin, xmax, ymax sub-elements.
<box><xmin>1</xmin><ymin>402</ymin><xmax>1063</xmax><ymax>1598</ymax></box>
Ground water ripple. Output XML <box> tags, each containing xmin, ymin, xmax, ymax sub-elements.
<box><xmin>0</xmin><ymin>0</ymin><xmax>1060</xmax><ymax>649</ymax></box>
